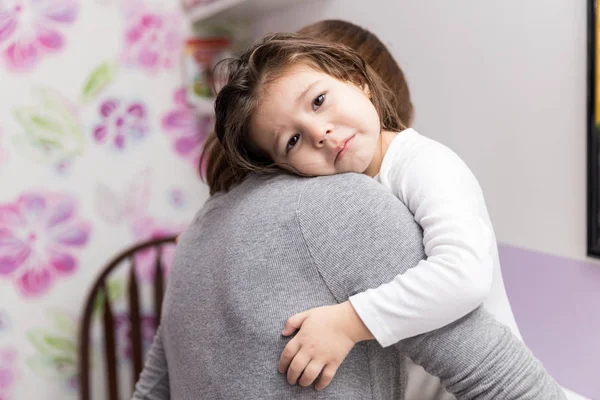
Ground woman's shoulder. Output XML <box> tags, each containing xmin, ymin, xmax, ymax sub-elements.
<box><xmin>297</xmin><ymin>173</ymin><xmax>410</xmax><ymax>221</ymax></box>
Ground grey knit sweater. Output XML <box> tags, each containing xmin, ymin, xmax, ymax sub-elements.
<box><xmin>133</xmin><ymin>173</ymin><xmax>565</xmax><ymax>399</ymax></box>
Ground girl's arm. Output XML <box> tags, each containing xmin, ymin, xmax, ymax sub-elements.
<box><xmin>288</xmin><ymin>174</ymin><xmax>564</xmax><ymax>398</ymax></box>
<box><xmin>350</xmin><ymin>137</ymin><xmax>495</xmax><ymax>347</ymax></box>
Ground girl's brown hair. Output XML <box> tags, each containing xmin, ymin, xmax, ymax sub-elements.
<box><xmin>200</xmin><ymin>32</ymin><xmax>404</xmax><ymax>195</ymax></box>
<box><xmin>298</xmin><ymin>20</ymin><xmax>413</xmax><ymax>126</ymax></box>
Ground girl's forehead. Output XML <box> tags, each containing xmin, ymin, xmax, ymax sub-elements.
<box><xmin>259</xmin><ymin>68</ymin><xmax>325</xmax><ymax>104</ymax></box>
<box><xmin>268</xmin><ymin>65</ymin><xmax>331</xmax><ymax>88</ymax></box>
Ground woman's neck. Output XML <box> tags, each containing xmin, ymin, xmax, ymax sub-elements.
<box><xmin>363</xmin><ymin>130</ymin><xmax>398</xmax><ymax>177</ymax></box>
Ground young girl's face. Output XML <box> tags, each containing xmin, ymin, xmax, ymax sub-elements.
<box><xmin>249</xmin><ymin>65</ymin><xmax>381</xmax><ymax>176</ymax></box>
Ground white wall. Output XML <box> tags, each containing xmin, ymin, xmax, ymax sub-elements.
<box><xmin>255</xmin><ymin>0</ymin><xmax>593</xmax><ymax>263</ymax></box>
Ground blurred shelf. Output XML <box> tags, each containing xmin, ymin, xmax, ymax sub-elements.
<box><xmin>187</xmin><ymin>0</ymin><xmax>303</xmax><ymax>22</ymax></box>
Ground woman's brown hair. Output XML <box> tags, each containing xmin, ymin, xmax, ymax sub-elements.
<box><xmin>200</xmin><ymin>32</ymin><xmax>404</xmax><ymax>195</ymax></box>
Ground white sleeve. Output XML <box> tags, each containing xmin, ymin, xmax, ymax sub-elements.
<box><xmin>349</xmin><ymin>142</ymin><xmax>494</xmax><ymax>347</ymax></box>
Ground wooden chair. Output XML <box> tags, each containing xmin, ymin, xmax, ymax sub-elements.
<box><xmin>78</xmin><ymin>235</ymin><xmax>177</xmax><ymax>400</ymax></box>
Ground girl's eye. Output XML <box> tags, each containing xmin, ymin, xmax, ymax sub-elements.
<box><xmin>312</xmin><ymin>94</ymin><xmax>325</xmax><ymax>111</ymax></box>
<box><xmin>286</xmin><ymin>133</ymin><xmax>300</xmax><ymax>153</ymax></box>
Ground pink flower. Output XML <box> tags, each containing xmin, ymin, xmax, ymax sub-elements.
<box><xmin>161</xmin><ymin>88</ymin><xmax>212</xmax><ymax>170</ymax></box>
<box><xmin>130</xmin><ymin>216</ymin><xmax>182</xmax><ymax>282</ymax></box>
<box><xmin>0</xmin><ymin>0</ymin><xmax>79</xmax><ymax>72</ymax></box>
<box><xmin>0</xmin><ymin>191</ymin><xmax>90</xmax><ymax>297</ymax></box>
<box><xmin>0</xmin><ymin>348</ymin><xmax>17</xmax><ymax>399</ymax></box>
<box><xmin>92</xmin><ymin>98</ymin><xmax>148</xmax><ymax>150</ymax></box>
<box><xmin>121</xmin><ymin>7</ymin><xmax>183</xmax><ymax>72</ymax></box>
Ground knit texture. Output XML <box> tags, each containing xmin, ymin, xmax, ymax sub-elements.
<box><xmin>133</xmin><ymin>173</ymin><xmax>565</xmax><ymax>400</ymax></box>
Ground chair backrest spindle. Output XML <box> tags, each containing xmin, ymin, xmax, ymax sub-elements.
<box><xmin>153</xmin><ymin>246</ymin><xmax>164</xmax><ymax>327</ymax></box>
<box><xmin>128</xmin><ymin>258</ymin><xmax>143</xmax><ymax>388</ymax></box>
<box><xmin>78</xmin><ymin>235</ymin><xmax>177</xmax><ymax>400</ymax></box>
<box><xmin>102</xmin><ymin>282</ymin><xmax>119</xmax><ymax>400</ymax></box>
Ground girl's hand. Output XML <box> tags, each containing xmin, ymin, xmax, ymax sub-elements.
<box><xmin>278</xmin><ymin>301</ymin><xmax>374</xmax><ymax>391</ymax></box>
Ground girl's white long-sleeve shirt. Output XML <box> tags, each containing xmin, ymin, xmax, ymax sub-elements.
<box><xmin>349</xmin><ymin>128</ymin><xmax>522</xmax><ymax>347</ymax></box>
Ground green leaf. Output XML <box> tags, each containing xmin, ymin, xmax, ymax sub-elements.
<box><xmin>44</xmin><ymin>335</ymin><xmax>77</xmax><ymax>354</ymax></box>
<box><xmin>49</xmin><ymin>310</ymin><xmax>77</xmax><ymax>335</ymax></box>
<box><xmin>92</xmin><ymin>289</ymin><xmax>106</xmax><ymax>316</ymax></box>
<box><xmin>11</xmin><ymin>104</ymin><xmax>84</xmax><ymax>165</ymax></box>
<box><xmin>50</xmin><ymin>355</ymin><xmax>77</xmax><ymax>373</ymax></box>
<box><xmin>33</xmin><ymin>87</ymin><xmax>79</xmax><ymax>129</ymax></box>
<box><xmin>26</xmin><ymin>355</ymin><xmax>59</xmax><ymax>376</ymax></box>
<box><xmin>26</xmin><ymin>355</ymin><xmax>74</xmax><ymax>379</ymax></box>
<box><xmin>11</xmin><ymin>87</ymin><xmax>84</xmax><ymax>166</ymax></box>
<box><xmin>27</xmin><ymin>330</ymin><xmax>53</xmax><ymax>355</ymax></box>
<box><xmin>11</xmin><ymin>132</ymin><xmax>83</xmax><ymax>165</ymax></box>
<box><xmin>92</xmin><ymin>279</ymin><xmax>124</xmax><ymax>317</ymax></box>
<box><xmin>81</xmin><ymin>62</ymin><xmax>117</xmax><ymax>102</ymax></box>
<box><xmin>11</xmin><ymin>134</ymin><xmax>54</xmax><ymax>164</ymax></box>
<box><xmin>13</xmin><ymin>108</ymin><xmax>64</xmax><ymax>137</ymax></box>
<box><xmin>27</xmin><ymin>330</ymin><xmax>76</xmax><ymax>356</ymax></box>
<box><xmin>32</xmin><ymin>115</ymin><xmax>64</xmax><ymax>135</ymax></box>
<box><xmin>106</xmin><ymin>278</ymin><xmax>124</xmax><ymax>303</ymax></box>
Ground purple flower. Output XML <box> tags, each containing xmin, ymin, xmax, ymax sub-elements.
<box><xmin>92</xmin><ymin>98</ymin><xmax>148</xmax><ymax>150</ymax></box>
<box><xmin>161</xmin><ymin>88</ymin><xmax>212</xmax><ymax>170</ymax></box>
<box><xmin>0</xmin><ymin>0</ymin><xmax>79</xmax><ymax>72</ymax></box>
<box><xmin>0</xmin><ymin>191</ymin><xmax>90</xmax><ymax>297</ymax></box>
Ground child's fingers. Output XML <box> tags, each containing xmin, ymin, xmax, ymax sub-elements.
<box><xmin>287</xmin><ymin>351</ymin><xmax>310</xmax><ymax>385</ymax></box>
<box><xmin>278</xmin><ymin>339</ymin><xmax>300</xmax><ymax>373</ymax></box>
<box><xmin>315</xmin><ymin>364</ymin><xmax>338</xmax><ymax>391</ymax></box>
<box><xmin>282</xmin><ymin>311</ymin><xmax>310</xmax><ymax>336</ymax></box>
<box><xmin>298</xmin><ymin>361</ymin><xmax>325</xmax><ymax>387</ymax></box>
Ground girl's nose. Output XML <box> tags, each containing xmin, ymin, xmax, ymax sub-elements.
<box><xmin>306</xmin><ymin>123</ymin><xmax>332</xmax><ymax>148</ymax></box>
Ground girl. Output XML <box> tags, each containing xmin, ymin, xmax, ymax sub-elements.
<box><xmin>205</xmin><ymin>32</ymin><xmax>516</xmax><ymax>391</ymax></box>
<box><xmin>299</xmin><ymin>20</ymin><xmax>515</xmax><ymax>400</ymax></box>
